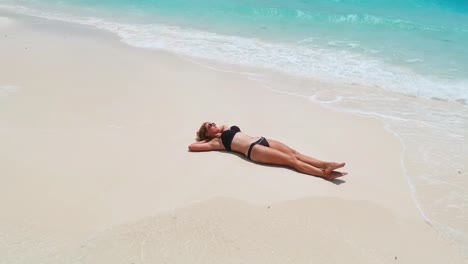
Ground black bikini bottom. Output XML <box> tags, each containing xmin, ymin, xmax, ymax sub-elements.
<box><xmin>247</xmin><ymin>137</ymin><xmax>270</xmax><ymax>160</ymax></box>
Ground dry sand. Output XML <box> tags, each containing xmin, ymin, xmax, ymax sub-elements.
<box><xmin>0</xmin><ymin>12</ymin><xmax>465</xmax><ymax>263</ymax></box>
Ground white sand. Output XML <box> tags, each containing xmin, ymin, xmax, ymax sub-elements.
<box><xmin>0</xmin><ymin>13</ymin><xmax>465</xmax><ymax>263</ymax></box>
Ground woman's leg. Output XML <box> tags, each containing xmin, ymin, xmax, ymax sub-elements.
<box><xmin>249</xmin><ymin>145</ymin><xmax>346</xmax><ymax>180</ymax></box>
<box><xmin>267</xmin><ymin>139</ymin><xmax>345</xmax><ymax>173</ymax></box>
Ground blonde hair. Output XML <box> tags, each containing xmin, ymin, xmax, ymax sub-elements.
<box><xmin>196</xmin><ymin>122</ymin><xmax>211</xmax><ymax>141</ymax></box>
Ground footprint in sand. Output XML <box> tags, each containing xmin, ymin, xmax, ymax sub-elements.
<box><xmin>0</xmin><ymin>85</ymin><xmax>21</xmax><ymax>97</ymax></box>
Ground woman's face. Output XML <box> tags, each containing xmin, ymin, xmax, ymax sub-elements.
<box><xmin>204</xmin><ymin>122</ymin><xmax>218</xmax><ymax>136</ymax></box>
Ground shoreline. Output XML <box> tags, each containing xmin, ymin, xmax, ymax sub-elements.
<box><xmin>0</xmin><ymin>11</ymin><xmax>466</xmax><ymax>263</ymax></box>
<box><xmin>1</xmin><ymin>3</ymin><xmax>467</xmax><ymax>104</ymax></box>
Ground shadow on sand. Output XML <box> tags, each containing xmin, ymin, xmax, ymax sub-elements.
<box><xmin>214</xmin><ymin>151</ymin><xmax>347</xmax><ymax>185</ymax></box>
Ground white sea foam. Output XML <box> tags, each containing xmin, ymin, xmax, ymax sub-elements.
<box><xmin>404</xmin><ymin>58</ymin><xmax>422</xmax><ymax>63</ymax></box>
<box><xmin>2</xmin><ymin>4</ymin><xmax>467</xmax><ymax>103</ymax></box>
<box><xmin>239</xmin><ymin>66</ymin><xmax>467</xmax><ymax>255</ymax></box>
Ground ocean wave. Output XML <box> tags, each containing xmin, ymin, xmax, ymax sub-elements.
<box><xmin>328</xmin><ymin>13</ymin><xmax>450</xmax><ymax>32</ymax></box>
<box><xmin>273</xmin><ymin>7</ymin><xmax>466</xmax><ymax>33</ymax></box>
<box><xmin>2</xmin><ymin>3</ymin><xmax>467</xmax><ymax>102</ymax></box>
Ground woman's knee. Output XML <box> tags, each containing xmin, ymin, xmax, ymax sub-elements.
<box><xmin>287</xmin><ymin>155</ymin><xmax>301</xmax><ymax>168</ymax></box>
<box><xmin>280</xmin><ymin>143</ymin><xmax>299</xmax><ymax>157</ymax></box>
<box><xmin>291</xmin><ymin>149</ymin><xmax>300</xmax><ymax>157</ymax></box>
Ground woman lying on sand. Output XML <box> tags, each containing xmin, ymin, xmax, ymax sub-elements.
<box><xmin>188</xmin><ymin>122</ymin><xmax>347</xmax><ymax>180</ymax></box>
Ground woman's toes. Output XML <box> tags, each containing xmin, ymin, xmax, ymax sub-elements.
<box><xmin>325</xmin><ymin>162</ymin><xmax>346</xmax><ymax>174</ymax></box>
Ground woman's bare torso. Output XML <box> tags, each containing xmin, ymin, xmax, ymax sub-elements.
<box><xmin>226</xmin><ymin>132</ymin><xmax>262</xmax><ymax>156</ymax></box>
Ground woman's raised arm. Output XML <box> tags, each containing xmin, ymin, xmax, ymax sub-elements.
<box><xmin>188</xmin><ymin>138</ymin><xmax>224</xmax><ymax>152</ymax></box>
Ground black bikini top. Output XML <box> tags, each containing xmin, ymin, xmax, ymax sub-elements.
<box><xmin>221</xmin><ymin>125</ymin><xmax>241</xmax><ymax>151</ymax></box>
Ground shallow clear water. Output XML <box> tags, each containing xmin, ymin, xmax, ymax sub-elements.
<box><xmin>1</xmin><ymin>0</ymin><xmax>467</xmax><ymax>256</ymax></box>
<box><xmin>2</xmin><ymin>0</ymin><xmax>468</xmax><ymax>101</ymax></box>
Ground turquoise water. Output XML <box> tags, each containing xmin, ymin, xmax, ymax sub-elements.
<box><xmin>1</xmin><ymin>0</ymin><xmax>468</xmax><ymax>257</ymax></box>
<box><xmin>2</xmin><ymin>0</ymin><xmax>468</xmax><ymax>100</ymax></box>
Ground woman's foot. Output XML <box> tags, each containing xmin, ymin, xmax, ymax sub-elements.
<box><xmin>324</xmin><ymin>162</ymin><xmax>346</xmax><ymax>174</ymax></box>
<box><xmin>324</xmin><ymin>171</ymin><xmax>347</xmax><ymax>181</ymax></box>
